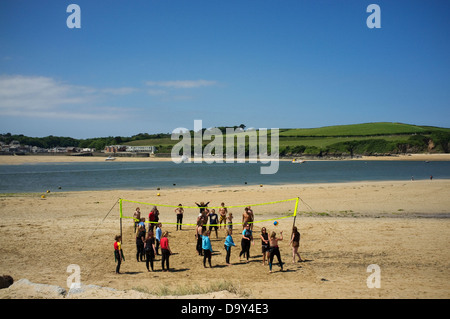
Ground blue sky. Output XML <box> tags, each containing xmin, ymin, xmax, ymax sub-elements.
<box><xmin>0</xmin><ymin>0</ymin><xmax>449</xmax><ymax>138</ymax></box>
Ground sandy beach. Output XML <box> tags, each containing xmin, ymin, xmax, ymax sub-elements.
<box><xmin>1</xmin><ymin>153</ymin><xmax>450</xmax><ymax>166</ymax></box>
<box><xmin>0</xmin><ymin>155</ymin><xmax>174</xmax><ymax>165</ymax></box>
<box><xmin>0</xmin><ymin>173</ymin><xmax>449</xmax><ymax>299</ymax></box>
<box><xmin>2</xmin><ymin>0</ymin><xmax>449</xmax><ymax>305</ymax></box>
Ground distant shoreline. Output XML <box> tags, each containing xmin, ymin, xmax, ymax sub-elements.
<box><xmin>1</xmin><ymin>153</ymin><xmax>450</xmax><ymax>165</ymax></box>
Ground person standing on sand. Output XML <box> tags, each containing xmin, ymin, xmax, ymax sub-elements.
<box><xmin>160</xmin><ymin>231</ymin><xmax>172</xmax><ymax>272</ymax></box>
<box><xmin>195</xmin><ymin>201</ymin><xmax>210</xmax><ymax>215</ymax></box>
<box><xmin>247</xmin><ymin>206</ymin><xmax>254</xmax><ymax>230</ymax></box>
<box><xmin>202</xmin><ymin>230</ymin><xmax>213</xmax><ymax>268</ymax></box>
<box><xmin>208</xmin><ymin>209</ymin><xmax>219</xmax><ymax>239</ymax></box>
<box><xmin>260</xmin><ymin>227</ymin><xmax>270</xmax><ymax>266</ymax></box>
<box><xmin>144</xmin><ymin>230</ymin><xmax>157</xmax><ymax>272</ymax></box>
<box><xmin>148</xmin><ymin>206</ymin><xmax>159</xmax><ymax>231</ymax></box>
<box><xmin>227</xmin><ymin>212</ymin><xmax>233</xmax><ymax>231</ymax></box>
<box><xmin>202</xmin><ymin>207</ymin><xmax>209</xmax><ymax>232</ymax></box>
<box><xmin>133</xmin><ymin>207</ymin><xmax>141</xmax><ymax>232</ymax></box>
<box><xmin>154</xmin><ymin>206</ymin><xmax>160</xmax><ymax>225</ymax></box>
<box><xmin>196</xmin><ymin>202</ymin><xmax>209</xmax><ymax>233</ymax></box>
<box><xmin>196</xmin><ymin>203</ymin><xmax>209</xmax><ymax>233</ymax></box>
<box><xmin>224</xmin><ymin>228</ymin><xmax>236</xmax><ymax>266</ymax></box>
<box><xmin>239</xmin><ymin>223</ymin><xmax>253</xmax><ymax>262</ymax></box>
<box><xmin>114</xmin><ymin>235</ymin><xmax>124</xmax><ymax>274</ymax></box>
<box><xmin>155</xmin><ymin>223</ymin><xmax>162</xmax><ymax>255</ymax></box>
<box><xmin>269</xmin><ymin>231</ymin><xmax>284</xmax><ymax>273</ymax></box>
<box><xmin>289</xmin><ymin>226</ymin><xmax>303</xmax><ymax>263</ymax></box>
<box><xmin>242</xmin><ymin>207</ymin><xmax>254</xmax><ymax>230</ymax></box>
<box><xmin>138</xmin><ymin>217</ymin><xmax>146</xmax><ymax>231</ymax></box>
<box><xmin>175</xmin><ymin>204</ymin><xmax>184</xmax><ymax>231</ymax></box>
<box><xmin>218</xmin><ymin>202</ymin><xmax>228</xmax><ymax>229</ymax></box>
<box><xmin>195</xmin><ymin>220</ymin><xmax>204</xmax><ymax>256</ymax></box>
<box><xmin>136</xmin><ymin>225</ymin><xmax>146</xmax><ymax>262</ymax></box>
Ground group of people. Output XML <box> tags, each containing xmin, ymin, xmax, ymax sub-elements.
<box><xmin>134</xmin><ymin>222</ymin><xmax>172</xmax><ymax>273</ymax></box>
<box><xmin>195</xmin><ymin>201</ymin><xmax>235</xmax><ymax>236</ymax></box>
<box><xmin>237</xmin><ymin>223</ymin><xmax>303</xmax><ymax>272</ymax></box>
<box><xmin>194</xmin><ymin>219</ymin><xmax>303</xmax><ymax>272</ymax></box>
<box><xmin>114</xmin><ymin>206</ymin><xmax>173</xmax><ymax>274</ymax></box>
<box><xmin>113</xmin><ymin>202</ymin><xmax>303</xmax><ymax>274</ymax></box>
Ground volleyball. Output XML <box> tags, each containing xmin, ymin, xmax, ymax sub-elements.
<box><xmin>157</xmin><ymin>193</ymin><xmax>161</xmax><ymax>196</ymax></box>
<box><xmin>274</xmin><ymin>221</ymin><xmax>278</xmax><ymax>226</ymax></box>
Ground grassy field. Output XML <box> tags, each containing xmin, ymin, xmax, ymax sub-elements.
<box><xmin>124</xmin><ymin>122</ymin><xmax>450</xmax><ymax>156</ymax></box>
<box><xmin>278</xmin><ymin>122</ymin><xmax>447</xmax><ymax>137</ymax></box>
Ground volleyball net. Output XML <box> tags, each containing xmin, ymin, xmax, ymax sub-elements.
<box><xmin>119</xmin><ymin>197</ymin><xmax>299</xmax><ymax>228</ymax></box>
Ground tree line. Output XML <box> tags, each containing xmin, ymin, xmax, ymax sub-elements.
<box><xmin>0</xmin><ymin>132</ymin><xmax>171</xmax><ymax>151</ymax></box>
<box><xmin>1</xmin><ymin>128</ymin><xmax>448</xmax><ymax>156</ymax></box>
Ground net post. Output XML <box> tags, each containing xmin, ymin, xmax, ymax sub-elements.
<box><xmin>292</xmin><ymin>197</ymin><xmax>299</xmax><ymax>228</ymax></box>
<box><xmin>119</xmin><ymin>198</ymin><xmax>123</xmax><ymax>241</ymax></box>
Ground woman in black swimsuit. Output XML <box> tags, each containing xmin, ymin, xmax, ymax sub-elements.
<box><xmin>269</xmin><ymin>231</ymin><xmax>284</xmax><ymax>273</ymax></box>
<box><xmin>260</xmin><ymin>227</ymin><xmax>270</xmax><ymax>265</ymax></box>
<box><xmin>144</xmin><ymin>230</ymin><xmax>157</xmax><ymax>271</ymax></box>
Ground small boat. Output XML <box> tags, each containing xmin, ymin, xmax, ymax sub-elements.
<box><xmin>292</xmin><ymin>159</ymin><xmax>306</xmax><ymax>164</ymax></box>
<box><xmin>180</xmin><ymin>155</ymin><xmax>190</xmax><ymax>163</ymax></box>
<box><xmin>105</xmin><ymin>156</ymin><xmax>116</xmax><ymax>161</ymax></box>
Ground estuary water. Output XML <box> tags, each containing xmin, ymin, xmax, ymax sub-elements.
<box><xmin>0</xmin><ymin>160</ymin><xmax>449</xmax><ymax>193</ymax></box>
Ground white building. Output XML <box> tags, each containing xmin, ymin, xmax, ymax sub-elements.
<box><xmin>125</xmin><ymin>145</ymin><xmax>156</xmax><ymax>154</ymax></box>
<box><xmin>81</xmin><ymin>148</ymin><xmax>96</xmax><ymax>153</ymax></box>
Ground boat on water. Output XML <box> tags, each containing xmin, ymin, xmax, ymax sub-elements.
<box><xmin>177</xmin><ymin>155</ymin><xmax>190</xmax><ymax>163</ymax></box>
<box><xmin>292</xmin><ymin>159</ymin><xmax>306</xmax><ymax>164</ymax></box>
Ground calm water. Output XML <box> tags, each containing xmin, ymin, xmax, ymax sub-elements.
<box><xmin>0</xmin><ymin>160</ymin><xmax>449</xmax><ymax>193</ymax></box>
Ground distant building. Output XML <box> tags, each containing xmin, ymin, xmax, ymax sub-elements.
<box><xmin>81</xmin><ymin>148</ymin><xmax>96</xmax><ymax>153</ymax></box>
<box><xmin>66</xmin><ymin>147</ymin><xmax>79</xmax><ymax>153</ymax></box>
<box><xmin>49</xmin><ymin>147</ymin><xmax>67</xmax><ymax>153</ymax></box>
<box><xmin>104</xmin><ymin>145</ymin><xmax>156</xmax><ymax>154</ymax></box>
<box><xmin>104</xmin><ymin>145</ymin><xmax>127</xmax><ymax>153</ymax></box>
<box><xmin>31</xmin><ymin>146</ymin><xmax>48</xmax><ymax>153</ymax></box>
<box><xmin>125</xmin><ymin>145</ymin><xmax>156</xmax><ymax>154</ymax></box>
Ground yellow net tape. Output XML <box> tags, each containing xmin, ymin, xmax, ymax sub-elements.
<box><xmin>119</xmin><ymin>197</ymin><xmax>299</xmax><ymax>227</ymax></box>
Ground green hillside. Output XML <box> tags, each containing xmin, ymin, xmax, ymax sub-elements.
<box><xmin>126</xmin><ymin>122</ymin><xmax>450</xmax><ymax>157</ymax></box>
<box><xmin>279</xmin><ymin>122</ymin><xmax>449</xmax><ymax>137</ymax></box>
<box><xmin>3</xmin><ymin>122</ymin><xmax>448</xmax><ymax>157</ymax></box>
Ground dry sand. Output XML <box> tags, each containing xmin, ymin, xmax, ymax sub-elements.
<box><xmin>0</xmin><ymin>155</ymin><xmax>174</xmax><ymax>165</ymax></box>
<box><xmin>0</xmin><ymin>177</ymin><xmax>449</xmax><ymax>299</ymax></box>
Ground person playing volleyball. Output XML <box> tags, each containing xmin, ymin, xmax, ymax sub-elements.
<box><xmin>269</xmin><ymin>231</ymin><xmax>284</xmax><ymax>273</ymax></box>
<box><xmin>218</xmin><ymin>202</ymin><xmax>228</xmax><ymax>229</ymax></box>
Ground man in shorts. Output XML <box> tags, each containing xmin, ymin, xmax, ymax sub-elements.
<box><xmin>218</xmin><ymin>202</ymin><xmax>228</xmax><ymax>229</ymax></box>
<box><xmin>242</xmin><ymin>206</ymin><xmax>254</xmax><ymax>230</ymax></box>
